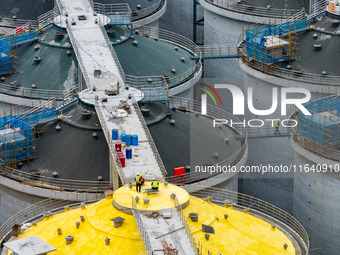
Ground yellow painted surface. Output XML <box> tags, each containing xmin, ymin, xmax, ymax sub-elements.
<box><xmin>11</xmin><ymin>198</ymin><xmax>146</xmax><ymax>255</ymax></box>
<box><xmin>184</xmin><ymin>196</ymin><xmax>296</xmax><ymax>255</ymax></box>
<box><xmin>10</xmin><ymin>186</ymin><xmax>296</xmax><ymax>255</ymax></box>
<box><xmin>112</xmin><ymin>182</ymin><xmax>190</xmax><ymax>211</ymax></box>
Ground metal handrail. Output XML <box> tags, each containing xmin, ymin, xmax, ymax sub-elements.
<box><xmin>239</xmin><ymin>48</ymin><xmax>340</xmax><ymax>86</ymax></box>
<box><xmin>174</xmin><ymin>197</ymin><xmax>200</xmax><ymax>254</ymax></box>
<box><xmin>98</xmin><ymin>20</ymin><xmax>126</xmax><ymax>85</ymax></box>
<box><xmin>93</xmin><ymin>3</ymin><xmax>131</xmax><ymax>15</ymax></box>
<box><xmin>132</xmin><ymin>197</ymin><xmax>154</xmax><ymax>255</ymax></box>
<box><xmin>37</xmin><ymin>9</ymin><xmax>54</xmax><ymax>28</ymax></box>
<box><xmin>165</xmin><ymin>96</ymin><xmax>248</xmax><ymax>185</ymax></box>
<box><xmin>0</xmin><ymin>83</ymin><xmax>78</xmax><ymax>101</ymax></box>
<box><xmin>0</xmin><ymin>17</ymin><xmax>39</xmax><ymax>30</ymax></box>
<box><xmin>0</xmin><ymin>166</ymin><xmax>111</xmax><ymax>191</ymax></box>
<box><xmin>133</xmin><ymin>100</ymin><xmax>167</xmax><ymax>178</ymax></box>
<box><xmin>198</xmin><ymin>44</ymin><xmax>239</xmax><ymax>57</ymax></box>
<box><xmin>287</xmin><ymin>94</ymin><xmax>340</xmax><ymax>162</ymax></box>
<box><xmin>0</xmin><ymin>187</ymin><xmax>107</xmax><ymax>245</ymax></box>
<box><xmin>95</xmin><ymin>101</ymin><xmax>126</xmax><ymax>184</ymax></box>
<box><xmin>185</xmin><ymin>185</ymin><xmax>309</xmax><ymax>254</ymax></box>
<box><xmin>203</xmin><ymin>0</ymin><xmax>303</xmax><ymax>19</ymax></box>
<box><xmin>130</xmin><ymin>0</ymin><xmax>166</xmax><ymax>22</ymax></box>
<box><xmin>136</xmin><ymin>26</ymin><xmax>200</xmax><ymax>56</ymax></box>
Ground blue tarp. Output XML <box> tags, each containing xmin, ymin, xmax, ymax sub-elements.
<box><xmin>1</xmin><ymin>31</ymin><xmax>38</xmax><ymax>46</ymax></box>
<box><xmin>0</xmin><ymin>108</ymin><xmax>58</xmax><ymax>164</ymax></box>
<box><xmin>244</xmin><ymin>20</ymin><xmax>310</xmax><ymax>64</ymax></box>
<box><xmin>0</xmin><ymin>40</ymin><xmax>13</xmax><ymax>75</ymax></box>
<box><xmin>0</xmin><ymin>117</ymin><xmax>34</xmax><ymax>164</ymax></box>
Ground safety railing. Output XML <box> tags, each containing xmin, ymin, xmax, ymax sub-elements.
<box><xmin>98</xmin><ymin>20</ymin><xmax>126</xmax><ymax>85</ymax></box>
<box><xmin>287</xmin><ymin>94</ymin><xmax>340</xmax><ymax>162</ymax></box>
<box><xmin>203</xmin><ymin>0</ymin><xmax>302</xmax><ymax>19</ymax></box>
<box><xmin>93</xmin><ymin>3</ymin><xmax>131</xmax><ymax>15</ymax></box>
<box><xmin>132</xmin><ymin>197</ymin><xmax>155</xmax><ymax>255</ymax></box>
<box><xmin>309</xmin><ymin>0</ymin><xmax>327</xmax><ymax>18</ymax></box>
<box><xmin>0</xmin><ymin>187</ymin><xmax>106</xmax><ymax>245</ymax></box>
<box><xmin>174</xmin><ymin>197</ymin><xmax>200</xmax><ymax>255</ymax></box>
<box><xmin>239</xmin><ymin>48</ymin><xmax>340</xmax><ymax>86</ymax></box>
<box><xmin>165</xmin><ymin>96</ymin><xmax>248</xmax><ymax>185</ymax></box>
<box><xmin>185</xmin><ymin>185</ymin><xmax>309</xmax><ymax>254</ymax></box>
<box><xmin>136</xmin><ymin>26</ymin><xmax>200</xmax><ymax>56</ymax></box>
<box><xmin>0</xmin><ymin>83</ymin><xmax>78</xmax><ymax>101</ymax></box>
<box><xmin>125</xmin><ymin>62</ymin><xmax>201</xmax><ymax>90</ymax></box>
<box><xmin>37</xmin><ymin>9</ymin><xmax>54</xmax><ymax>28</ymax></box>
<box><xmin>130</xmin><ymin>0</ymin><xmax>166</xmax><ymax>22</ymax></box>
<box><xmin>133</xmin><ymin>100</ymin><xmax>167</xmax><ymax>178</ymax></box>
<box><xmin>0</xmin><ymin>166</ymin><xmax>111</xmax><ymax>191</ymax></box>
<box><xmin>197</xmin><ymin>44</ymin><xmax>239</xmax><ymax>58</ymax></box>
<box><xmin>95</xmin><ymin>101</ymin><xmax>126</xmax><ymax>184</ymax></box>
<box><xmin>0</xmin><ymin>17</ymin><xmax>39</xmax><ymax>30</ymax></box>
<box><xmin>66</xmin><ymin>21</ymin><xmax>91</xmax><ymax>90</ymax></box>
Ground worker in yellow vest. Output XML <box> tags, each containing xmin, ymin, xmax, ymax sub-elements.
<box><xmin>135</xmin><ymin>173</ymin><xmax>142</xmax><ymax>192</ymax></box>
<box><xmin>151</xmin><ymin>178</ymin><xmax>159</xmax><ymax>190</ymax></box>
<box><xmin>274</xmin><ymin>119</ymin><xmax>280</xmax><ymax>135</ymax></box>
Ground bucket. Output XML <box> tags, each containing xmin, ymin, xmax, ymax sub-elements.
<box><xmin>121</xmin><ymin>133</ymin><xmax>126</xmax><ymax>142</ymax></box>
<box><xmin>115</xmin><ymin>142</ymin><xmax>122</xmax><ymax>152</ymax></box>
<box><xmin>132</xmin><ymin>135</ymin><xmax>138</xmax><ymax>146</ymax></box>
<box><xmin>118</xmin><ymin>154</ymin><xmax>125</xmax><ymax>167</ymax></box>
<box><xmin>126</xmin><ymin>135</ymin><xmax>132</xmax><ymax>146</ymax></box>
<box><xmin>112</xmin><ymin>129</ymin><xmax>118</xmax><ymax>140</ymax></box>
<box><xmin>126</xmin><ymin>147</ymin><xmax>132</xmax><ymax>159</ymax></box>
<box><xmin>188</xmin><ymin>213</ymin><xmax>199</xmax><ymax>222</ymax></box>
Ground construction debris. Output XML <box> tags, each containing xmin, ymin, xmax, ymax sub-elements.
<box><xmin>161</xmin><ymin>239</ymin><xmax>179</xmax><ymax>255</ymax></box>
<box><xmin>155</xmin><ymin>227</ymin><xmax>185</xmax><ymax>239</ymax></box>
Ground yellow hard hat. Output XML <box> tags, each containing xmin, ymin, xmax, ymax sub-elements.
<box><xmin>140</xmin><ymin>174</ymin><xmax>143</xmax><ymax>177</ymax></box>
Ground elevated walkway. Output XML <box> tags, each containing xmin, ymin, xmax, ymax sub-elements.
<box><xmin>133</xmin><ymin>207</ymin><xmax>195</xmax><ymax>255</ymax></box>
<box><xmin>56</xmin><ymin>0</ymin><xmax>166</xmax><ymax>185</ymax></box>
<box><xmin>128</xmin><ymin>185</ymin><xmax>196</xmax><ymax>255</ymax></box>
<box><xmin>192</xmin><ymin>44</ymin><xmax>240</xmax><ymax>60</ymax></box>
<box><xmin>235</xmin><ymin>123</ymin><xmax>290</xmax><ymax>140</ymax></box>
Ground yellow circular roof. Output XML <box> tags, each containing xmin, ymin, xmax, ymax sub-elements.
<box><xmin>9</xmin><ymin>185</ymin><xmax>296</xmax><ymax>255</ymax></box>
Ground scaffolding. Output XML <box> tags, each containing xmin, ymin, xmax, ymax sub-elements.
<box><xmin>0</xmin><ymin>40</ymin><xmax>13</xmax><ymax>75</ymax></box>
<box><xmin>0</xmin><ymin>105</ymin><xmax>59</xmax><ymax>166</ymax></box>
<box><xmin>241</xmin><ymin>20</ymin><xmax>310</xmax><ymax>74</ymax></box>
<box><xmin>293</xmin><ymin>97</ymin><xmax>340</xmax><ymax>160</ymax></box>
<box><xmin>0</xmin><ymin>30</ymin><xmax>39</xmax><ymax>75</ymax></box>
<box><xmin>0</xmin><ymin>117</ymin><xmax>35</xmax><ymax>165</ymax></box>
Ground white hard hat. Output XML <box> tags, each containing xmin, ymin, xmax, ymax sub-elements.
<box><xmin>137</xmin><ymin>173</ymin><xmax>140</xmax><ymax>176</ymax></box>
<box><xmin>153</xmin><ymin>177</ymin><xmax>156</xmax><ymax>181</ymax></box>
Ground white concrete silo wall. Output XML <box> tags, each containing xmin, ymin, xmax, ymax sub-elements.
<box><xmin>202</xmin><ymin>6</ymin><xmax>296</xmax><ymax>213</ymax></box>
<box><xmin>292</xmin><ymin>143</ymin><xmax>340</xmax><ymax>255</ymax></box>
<box><xmin>241</xmin><ymin>57</ymin><xmax>340</xmax><ymax>254</ymax></box>
<box><xmin>159</xmin><ymin>0</ymin><xmax>199</xmax><ymax>40</ymax></box>
<box><xmin>203</xmin><ymin>8</ymin><xmax>246</xmax><ymax>87</ymax></box>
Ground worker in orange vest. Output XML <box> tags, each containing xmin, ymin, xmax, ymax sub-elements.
<box><xmin>140</xmin><ymin>174</ymin><xmax>145</xmax><ymax>186</ymax></box>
